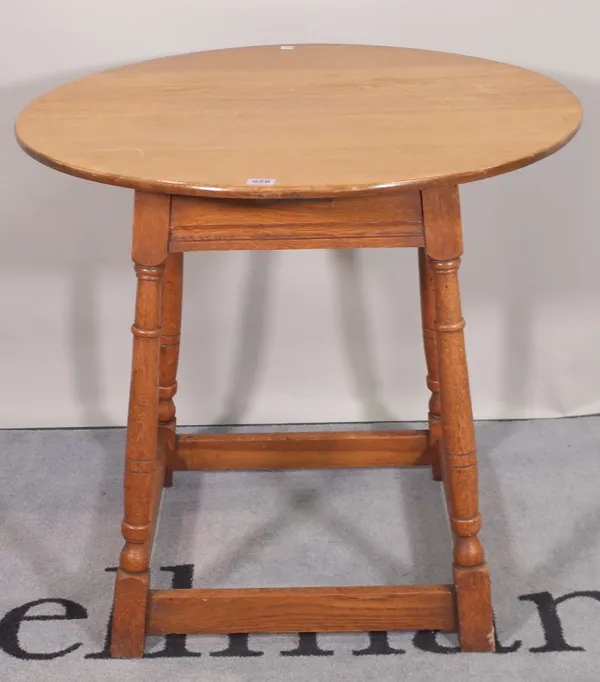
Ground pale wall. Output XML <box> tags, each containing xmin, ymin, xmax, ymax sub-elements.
<box><xmin>1</xmin><ymin>1</ymin><xmax>598</xmax><ymax>427</ymax></box>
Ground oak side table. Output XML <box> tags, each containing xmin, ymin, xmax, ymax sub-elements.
<box><xmin>16</xmin><ymin>44</ymin><xmax>582</xmax><ymax>657</ymax></box>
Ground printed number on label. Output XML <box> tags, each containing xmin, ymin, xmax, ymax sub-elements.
<box><xmin>246</xmin><ymin>178</ymin><xmax>276</xmax><ymax>186</ymax></box>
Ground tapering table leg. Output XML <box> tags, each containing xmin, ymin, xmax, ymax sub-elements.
<box><xmin>111</xmin><ymin>193</ymin><xmax>170</xmax><ymax>658</ymax></box>
<box><xmin>423</xmin><ymin>186</ymin><xmax>495</xmax><ymax>653</ymax></box>
<box><xmin>418</xmin><ymin>247</ymin><xmax>443</xmax><ymax>481</ymax></box>
<box><xmin>159</xmin><ymin>252</ymin><xmax>184</xmax><ymax>488</ymax></box>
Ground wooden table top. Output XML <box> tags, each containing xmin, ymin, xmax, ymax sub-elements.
<box><xmin>16</xmin><ymin>44</ymin><xmax>582</xmax><ymax>199</ymax></box>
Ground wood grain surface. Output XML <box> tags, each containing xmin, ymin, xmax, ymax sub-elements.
<box><xmin>146</xmin><ymin>585</ymin><xmax>457</xmax><ymax>634</ymax></box>
<box><xmin>111</xmin><ymin>193</ymin><xmax>170</xmax><ymax>658</ymax></box>
<box><xmin>169</xmin><ymin>190</ymin><xmax>424</xmax><ymax>250</ymax></box>
<box><xmin>418</xmin><ymin>247</ymin><xmax>443</xmax><ymax>481</ymax></box>
<box><xmin>422</xmin><ymin>186</ymin><xmax>495</xmax><ymax>652</ymax></box>
<box><xmin>158</xmin><ymin>251</ymin><xmax>183</xmax><ymax>488</ymax></box>
<box><xmin>173</xmin><ymin>430</ymin><xmax>431</xmax><ymax>470</ymax></box>
<box><xmin>16</xmin><ymin>44</ymin><xmax>581</xmax><ymax>198</ymax></box>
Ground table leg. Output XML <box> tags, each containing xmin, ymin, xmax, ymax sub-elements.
<box><xmin>422</xmin><ymin>186</ymin><xmax>495</xmax><ymax>652</ymax></box>
<box><xmin>111</xmin><ymin>193</ymin><xmax>170</xmax><ymax>658</ymax></box>
<box><xmin>418</xmin><ymin>247</ymin><xmax>443</xmax><ymax>481</ymax></box>
<box><xmin>159</xmin><ymin>252</ymin><xmax>184</xmax><ymax>488</ymax></box>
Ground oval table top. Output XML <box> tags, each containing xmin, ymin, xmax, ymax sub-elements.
<box><xmin>16</xmin><ymin>44</ymin><xmax>582</xmax><ymax>199</ymax></box>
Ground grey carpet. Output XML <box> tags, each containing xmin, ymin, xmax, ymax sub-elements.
<box><xmin>1</xmin><ymin>417</ymin><xmax>600</xmax><ymax>681</ymax></box>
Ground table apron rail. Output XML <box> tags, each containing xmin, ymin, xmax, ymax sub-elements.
<box><xmin>168</xmin><ymin>191</ymin><xmax>424</xmax><ymax>251</ymax></box>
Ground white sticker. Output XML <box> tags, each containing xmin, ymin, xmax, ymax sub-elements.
<box><xmin>246</xmin><ymin>178</ymin><xmax>277</xmax><ymax>186</ymax></box>
<box><xmin>280</xmin><ymin>45</ymin><xmax>295</xmax><ymax>50</ymax></box>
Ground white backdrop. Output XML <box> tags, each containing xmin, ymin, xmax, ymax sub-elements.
<box><xmin>1</xmin><ymin>1</ymin><xmax>598</xmax><ymax>428</ymax></box>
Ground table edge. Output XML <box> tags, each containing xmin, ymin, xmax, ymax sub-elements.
<box><xmin>15</xmin><ymin>77</ymin><xmax>583</xmax><ymax>198</ymax></box>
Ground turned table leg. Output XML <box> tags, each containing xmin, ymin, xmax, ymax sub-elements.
<box><xmin>422</xmin><ymin>186</ymin><xmax>495</xmax><ymax>652</ymax></box>
<box><xmin>111</xmin><ymin>193</ymin><xmax>170</xmax><ymax>658</ymax></box>
<box><xmin>159</xmin><ymin>252</ymin><xmax>184</xmax><ymax>488</ymax></box>
<box><xmin>418</xmin><ymin>247</ymin><xmax>443</xmax><ymax>481</ymax></box>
